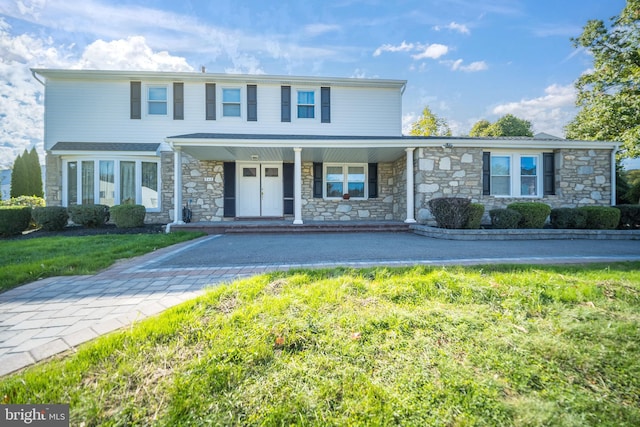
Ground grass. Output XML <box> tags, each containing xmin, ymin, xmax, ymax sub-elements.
<box><xmin>0</xmin><ymin>232</ymin><xmax>205</xmax><ymax>293</ymax></box>
<box><xmin>1</xmin><ymin>262</ymin><xmax>639</xmax><ymax>426</ymax></box>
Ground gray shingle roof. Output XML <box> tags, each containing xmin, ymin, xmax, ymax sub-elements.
<box><xmin>50</xmin><ymin>142</ymin><xmax>160</xmax><ymax>152</ymax></box>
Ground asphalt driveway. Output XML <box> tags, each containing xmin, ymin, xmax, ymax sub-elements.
<box><xmin>150</xmin><ymin>232</ymin><xmax>640</xmax><ymax>269</ymax></box>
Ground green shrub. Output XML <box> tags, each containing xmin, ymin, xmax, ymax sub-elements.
<box><xmin>615</xmin><ymin>204</ymin><xmax>640</xmax><ymax>230</ymax></box>
<box><xmin>427</xmin><ymin>197</ymin><xmax>471</xmax><ymax>229</ymax></box>
<box><xmin>0</xmin><ymin>196</ymin><xmax>45</xmax><ymax>208</ymax></box>
<box><xmin>550</xmin><ymin>208</ymin><xmax>587</xmax><ymax>229</ymax></box>
<box><xmin>32</xmin><ymin>206</ymin><xmax>69</xmax><ymax>231</ymax></box>
<box><xmin>110</xmin><ymin>204</ymin><xmax>146</xmax><ymax>228</ymax></box>
<box><xmin>507</xmin><ymin>202</ymin><xmax>551</xmax><ymax>228</ymax></box>
<box><xmin>489</xmin><ymin>208</ymin><xmax>521</xmax><ymax>229</ymax></box>
<box><xmin>577</xmin><ymin>206</ymin><xmax>621</xmax><ymax>230</ymax></box>
<box><xmin>464</xmin><ymin>203</ymin><xmax>485</xmax><ymax>229</ymax></box>
<box><xmin>0</xmin><ymin>206</ymin><xmax>32</xmax><ymax>236</ymax></box>
<box><xmin>68</xmin><ymin>204</ymin><xmax>110</xmax><ymax>228</ymax></box>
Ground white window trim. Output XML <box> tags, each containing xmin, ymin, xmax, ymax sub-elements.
<box><xmin>146</xmin><ymin>85</ymin><xmax>169</xmax><ymax>117</ymax></box>
<box><xmin>221</xmin><ymin>86</ymin><xmax>243</xmax><ymax>119</ymax></box>
<box><xmin>62</xmin><ymin>156</ymin><xmax>162</xmax><ymax>212</ymax></box>
<box><xmin>490</xmin><ymin>152</ymin><xmax>543</xmax><ymax>198</ymax></box>
<box><xmin>324</xmin><ymin>163</ymin><xmax>368</xmax><ymax>200</ymax></box>
<box><xmin>295</xmin><ymin>88</ymin><xmax>317</xmax><ymax>121</ymax></box>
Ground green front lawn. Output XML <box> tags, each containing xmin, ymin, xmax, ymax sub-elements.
<box><xmin>0</xmin><ymin>232</ymin><xmax>205</xmax><ymax>293</ymax></box>
<box><xmin>2</xmin><ymin>263</ymin><xmax>639</xmax><ymax>426</ymax></box>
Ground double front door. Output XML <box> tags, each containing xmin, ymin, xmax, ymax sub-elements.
<box><xmin>236</xmin><ymin>162</ymin><xmax>283</xmax><ymax>217</ymax></box>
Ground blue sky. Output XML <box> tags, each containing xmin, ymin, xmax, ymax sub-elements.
<box><xmin>0</xmin><ymin>0</ymin><xmax>630</xmax><ymax>170</ymax></box>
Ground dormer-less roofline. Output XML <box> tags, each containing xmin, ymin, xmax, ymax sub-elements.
<box><xmin>30</xmin><ymin>68</ymin><xmax>407</xmax><ymax>91</ymax></box>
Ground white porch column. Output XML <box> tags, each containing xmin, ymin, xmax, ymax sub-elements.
<box><xmin>173</xmin><ymin>147</ymin><xmax>184</xmax><ymax>224</ymax></box>
<box><xmin>293</xmin><ymin>147</ymin><xmax>303</xmax><ymax>224</ymax></box>
<box><xmin>404</xmin><ymin>147</ymin><xmax>416</xmax><ymax>223</ymax></box>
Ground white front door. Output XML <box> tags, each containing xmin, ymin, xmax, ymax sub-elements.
<box><xmin>237</xmin><ymin>162</ymin><xmax>283</xmax><ymax>217</ymax></box>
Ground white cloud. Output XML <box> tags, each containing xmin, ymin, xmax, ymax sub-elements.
<box><xmin>73</xmin><ymin>37</ymin><xmax>193</xmax><ymax>71</ymax></box>
<box><xmin>434</xmin><ymin>22</ymin><xmax>470</xmax><ymax>35</ymax></box>
<box><xmin>402</xmin><ymin>112</ymin><xmax>418</xmax><ymax>135</ymax></box>
<box><xmin>440</xmin><ymin>59</ymin><xmax>488</xmax><ymax>72</ymax></box>
<box><xmin>304</xmin><ymin>23</ymin><xmax>340</xmax><ymax>37</ymax></box>
<box><xmin>491</xmin><ymin>84</ymin><xmax>577</xmax><ymax>136</ymax></box>
<box><xmin>373</xmin><ymin>41</ymin><xmax>415</xmax><ymax>57</ymax></box>
<box><xmin>0</xmin><ymin>19</ymin><xmax>197</xmax><ymax>169</ymax></box>
<box><xmin>411</xmin><ymin>43</ymin><xmax>449</xmax><ymax>60</ymax></box>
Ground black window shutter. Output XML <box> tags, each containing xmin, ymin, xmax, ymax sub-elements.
<box><xmin>482</xmin><ymin>152</ymin><xmax>491</xmax><ymax>195</ymax></box>
<box><xmin>321</xmin><ymin>87</ymin><xmax>331</xmax><ymax>123</ymax></box>
<box><xmin>173</xmin><ymin>82</ymin><xmax>184</xmax><ymax>120</ymax></box>
<box><xmin>281</xmin><ymin>86</ymin><xmax>291</xmax><ymax>122</ymax></box>
<box><xmin>313</xmin><ymin>162</ymin><xmax>323</xmax><ymax>198</ymax></box>
<box><xmin>205</xmin><ymin>83</ymin><xmax>216</xmax><ymax>120</ymax></box>
<box><xmin>283</xmin><ymin>163</ymin><xmax>294</xmax><ymax>215</ymax></box>
<box><xmin>368</xmin><ymin>163</ymin><xmax>378</xmax><ymax>198</ymax></box>
<box><xmin>247</xmin><ymin>84</ymin><xmax>257</xmax><ymax>121</ymax></box>
<box><xmin>543</xmin><ymin>152</ymin><xmax>555</xmax><ymax>195</ymax></box>
<box><xmin>223</xmin><ymin>162</ymin><xmax>236</xmax><ymax>217</ymax></box>
<box><xmin>130</xmin><ymin>81</ymin><xmax>141</xmax><ymax>119</ymax></box>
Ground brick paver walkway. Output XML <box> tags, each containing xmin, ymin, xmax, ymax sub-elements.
<box><xmin>0</xmin><ymin>236</ymin><xmax>272</xmax><ymax>377</ymax></box>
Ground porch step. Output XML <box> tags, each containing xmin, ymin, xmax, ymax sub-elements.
<box><xmin>170</xmin><ymin>221</ymin><xmax>411</xmax><ymax>234</ymax></box>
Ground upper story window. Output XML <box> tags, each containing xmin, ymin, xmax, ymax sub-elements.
<box><xmin>297</xmin><ymin>91</ymin><xmax>315</xmax><ymax>118</ymax></box>
<box><xmin>222</xmin><ymin>88</ymin><xmax>241</xmax><ymax>117</ymax></box>
<box><xmin>147</xmin><ymin>86</ymin><xmax>167</xmax><ymax>115</ymax></box>
<box><xmin>490</xmin><ymin>154</ymin><xmax>541</xmax><ymax>197</ymax></box>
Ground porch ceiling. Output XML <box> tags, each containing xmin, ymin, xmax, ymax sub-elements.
<box><xmin>177</xmin><ymin>145</ymin><xmax>408</xmax><ymax>163</ymax></box>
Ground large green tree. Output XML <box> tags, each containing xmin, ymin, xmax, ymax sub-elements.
<box><xmin>469</xmin><ymin>114</ymin><xmax>533</xmax><ymax>137</ymax></box>
<box><xmin>410</xmin><ymin>106</ymin><xmax>452</xmax><ymax>136</ymax></box>
<box><xmin>10</xmin><ymin>148</ymin><xmax>44</xmax><ymax>198</ymax></box>
<box><xmin>565</xmin><ymin>0</ymin><xmax>640</xmax><ymax>158</ymax></box>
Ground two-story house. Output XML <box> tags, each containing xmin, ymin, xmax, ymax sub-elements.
<box><xmin>32</xmin><ymin>69</ymin><xmax>618</xmax><ymax>226</ymax></box>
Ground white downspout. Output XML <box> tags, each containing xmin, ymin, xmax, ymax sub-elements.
<box><xmin>404</xmin><ymin>147</ymin><xmax>416</xmax><ymax>223</ymax></box>
<box><xmin>611</xmin><ymin>146</ymin><xmax>618</xmax><ymax>206</ymax></box>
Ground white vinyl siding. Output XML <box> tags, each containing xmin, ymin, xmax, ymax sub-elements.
<box><xmin>43</xmin><ymin>79</ymin><xmax>403</xmax><ymax>151</ymax></box>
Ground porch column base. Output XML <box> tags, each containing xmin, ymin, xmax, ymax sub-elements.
<box><xmin>404</xmin><ymin>218</ymin><xmax>417</xmax><ymax>224</ymax></box>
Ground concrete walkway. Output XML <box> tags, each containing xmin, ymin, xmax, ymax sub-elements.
<box><xmin>1</xmin><ymin>232</ymin><xmax>639</xmax><ymax>377</ymax></box>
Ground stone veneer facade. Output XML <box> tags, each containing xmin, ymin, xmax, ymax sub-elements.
<box><xmin>414</xmin><ymin>147</ymin><xmax>613</xmax><ymax>225</ymax></box>
<box><xmin>43</xmin><ymin>146</ymin><xmax>614</xmax><ymax>225</ymax></box>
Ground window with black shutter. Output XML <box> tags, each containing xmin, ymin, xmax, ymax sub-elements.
<box><xmin>321</xmin><ymin>87</ymin><xmax>330</xmax><ymax>123</ymax></box>
<box><xmin>223</xmin><ymin>162</ymin><xmax>236</xmax><ymax>217</ymax></box>
<box><xmin>313</xmin><ymin>162</ymin><xmax>323</xmax><ymax>198</ymax></box>
<box><xmin>281</xmin><ymin>86</ymin><xmax>291</xmax><ymax>122</ymax></box>
<box><xmin>543</xmin><ymin>152</ymin><xmax>555</xmax><ymax>195</ymax></box>
<box><xmin>368</xmin><ymin>163</ymin><xmax>378</xmax><ymax>198</ymax></box>
<box><xmin>130</xmin><ymin>81</ymin><xmax>141</xmax><ymax>119</ymax></box>
<box><xmin>482</xmin><ymin>152</ymin><xmax>491</xmax><ymax>195</ymax></box>
<box><xmin>247</xmin><ymin>84</ymin><xmax>257</xmax><ymax>121</ymax></box>
<box><xmin>173</xmin><ymin>82</ymin><xmax>184</xmax><ymax>120</ymax></box>
<box><xmin>205</xmin><ymin>83</ymin><xmax>216</xmax><ymax>120</ymax></box>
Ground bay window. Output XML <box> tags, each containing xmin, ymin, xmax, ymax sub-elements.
<box><xmin>64</xmin><ymin>158</ymin><xmax>160</xmax><ymax>210</ymax></box>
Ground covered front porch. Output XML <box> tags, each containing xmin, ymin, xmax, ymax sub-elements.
<box><xmin>165</xmin><ymin>133</ymin><xmax>419</xmax><ymax>225</ymax></box>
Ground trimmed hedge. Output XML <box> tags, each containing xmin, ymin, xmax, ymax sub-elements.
<box><xmin>68</xmin><ymin>204</ymin><xmax>110</xmax><ymax>228</ymax></box>
<box><xmin>428</xmin><ymin>197</ymin><xmax>471</xmax><ymax>229</ymax></box>
<box><xmin>616</xmin><ymin>205</ymin><xmax>640</xmax><ymax>229</ymax></box>
<box><xmin>489</xmin><ymin>208</ymin><xmax>521</xmax><ymax>229</ymax></box>
<box><xmin>110</xmin><ymin>204</ymin><xmax>146</xmax><ymax>228</ymax></box>
<box><xmin>465</xmin><ymin>203</ymin><xmax>485</xmax><ymax>229</ymax></box>
<box><xmin>550</xmin><ymin>208</ymin><xmax>587</xmax><ymax>229</ymax></box>
<box><xmin>0</xmin><ymin>206</ymin><xmax>32</xmax><ymax>236</ymax></box>
<box><xmin>507</xmin><ymin>202</ymin><xmax>551</xmax><ymax>229</ymax></box>
<box><xmin>577</xmin><ymin>206</ymin><xmax>620</xmax><ymax>230</ymax></box>
<box><xmin>32</xmin><ymin>206</ymin><xmax>69</xmax><ymax>231</ymax></box>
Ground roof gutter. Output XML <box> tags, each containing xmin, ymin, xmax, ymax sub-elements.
<box><xmin>31</xmin><ymin>69</ymin><xmax>45</xmax><ymax>86</ymax></box>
